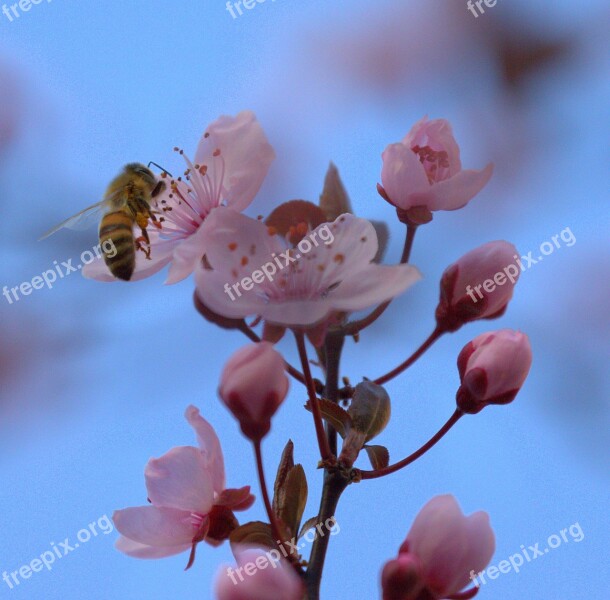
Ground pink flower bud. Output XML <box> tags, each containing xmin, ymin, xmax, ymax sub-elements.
<box><xmin>380</xmin><ymin>116</ymin><xmax>493</xmax><ymax>214</ymax></box>
<box><xmin>219</xmin><ymin>342</ymin><xmax>289</xmax><ymax>441</ymax></box>
<box><xmin>435</xmin><ymin>241</ymin><xmax>519</xmax><ymax>331</ymax></box>
<box><xmin>383</xmin><ymin>495</ymin><xmax>495</xmax><ymax>599</ymax></box>
<box><xmin>456</xmin><ymin>329</ymin><xmax>532</xmax><ymax>414</ymax></box>
<box><xmin>381</xmin><ymin>553</ymin><xmax>425</xmax><ymax>600</ymax></box>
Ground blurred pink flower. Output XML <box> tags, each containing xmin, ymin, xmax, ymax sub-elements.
<box><xmin>214</xmin><ymin>546</ymin><xmax>304</xmax><ymax>600</ymax></box>
<box><xmin>195</xmin><ymin>207</ymin><xmax>421</xmax><ymax>329</ymax></box>
<box><xmin>382</xmin><ymin>495</ymin><xmax>495</xmax><ymax>600</ymax></box>
<box><xmin>456</xmin><ymin>329</ymin><xmax>532</xmax><ymax>414</ymax></box>
<box><xmin>83</xmin><ymin>111</ymin><xmax>275</xmax><ymax>283</ymax></box>
<box><xmin>219</xmin><ymin>342</ymin><xmax>289</xmax><ymax>440</ymax></box>
<box><xmin>113</xmin><ymin>406</ymin><xmax>254</xmax><ymax>567</ymax></box>
<box><xmin>379</xmin><ymin>117</ymin><xmax>493</xmax><ymax>212</ymax></box>
<box><xmin>436</xmin><ymin>240</ymin><xmax>519</xmax><ymax>331</ymax></box>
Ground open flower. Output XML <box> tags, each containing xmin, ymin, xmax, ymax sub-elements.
<box><xmin>214</xmin><ymin>545</ymin><xmax>304</xmax><ymax>600</ymax></box>
<box><xmin>195</xmin><ymin>207</ymin><xmax>421</xmax><ymax>335</ymax></box>
<box><xmin>113</xmin><ymin>406</ymin><xmax>254</xmax><ymax>567</ymax></box>
<box><xmin>456</xmin><ymin>329</ymin><xmax>532</xmax><ymax>414</ymax></box>
<box><xmin>83</xmin><ymin>111</ymin><xmax>275</xmax><ymax>283</ymax></box>
<box><xmin>379</xmin><ymin>116</ymin><xmax>493</xmax><ymax>213</ymax></box>
<box><xmin>382</xmin><ymin>495</ymin><xmax>495</xmax><ymax>600</ymax></box>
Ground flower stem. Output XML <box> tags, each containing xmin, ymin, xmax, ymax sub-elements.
<box><xmin>294</xmin><ymin>332</ymin><xmax>333</xmax><ymax>463</ymax></box>
<box><xmin>357</xmin><ymin>410</ymin><xmax>463</xmax><ymax>480</ymax></box>
<box><xmin>373</xmin><ymin>326</ymin><xmax>443</xmax><ymax>386</ymax></box>
<box><xmin>343</xmin><ymin>222</ymin><xmax>418</xmax><ymax>336</ymax></box>
<box><xmin>253</xmin><ymin>439</ymin><xmax>295</xmax><ymax>564</ymax></box>
<box><xmin>324</xmin><ymin>332</ymin><xmax>345</xmax><ymax>456</ymax></box>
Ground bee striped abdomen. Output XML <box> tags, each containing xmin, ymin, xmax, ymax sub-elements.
<box><xmin>99</xmin><ymin>210</ymin><xmax>135</xmax><ymax>281</ymax></box>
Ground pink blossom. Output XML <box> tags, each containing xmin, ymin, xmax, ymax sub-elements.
<box><xmin>83</xmin><ymin>111</ymin><xmax>275</xmax><ymax>283</ymax></box>
<box><xmin>219</xmin><ymin>342</ymin><xmax>289</xmax><ymax>440</ymax></box>
<box><xmin>214</xmin><ymin>546</ymin><xmax>304</xmax><ymax>600</ymax></box>
<box><xmin>380</xmin><ymin>117</ymin><xmax>493</xmax><ymax>212</ymax></box>
<box><xmin>382</xmin><ymin>495</ymin><xmax>495</xmax><ymax>600</ymax></box>
<box><xmin>195</xmin><ymin>207</ymin><xmax>421</xmax><ymax>329</ymax></box>
<box><xmin>113</xmin><ymin>406</ymin><xmax>254</xmax><ymax>566</ymax></box>
<box><xmin>435</xmin><ymin>241</ymin><xmax>519</xmax><ymax>331</ymax></box>
<box><xmin>456</xmin><ymin>329</ymin><xmax>532</xmax><ymax>414</ymax></box>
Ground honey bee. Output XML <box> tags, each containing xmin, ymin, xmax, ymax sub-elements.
<box><xmin>40</xmin><ymin>163</ymin><xmax>167</xmax><ymax>281</ymax></box>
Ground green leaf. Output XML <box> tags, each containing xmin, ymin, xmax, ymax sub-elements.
<box><xmin>278</xmin><ymin>465</ymin><xmax>308</xmax><ymax>538</ymax></box>
<box><xmin>305</xmin><ymin>399</ymin><xmax>352</xmax><ymax>439</ymax></box>
<box><xmin>273</xmin><ymin>440</ymin><xmax>295</xmax><ymax>516</ymax></box>
<box><xmin>364</xmin><ymin>445</ymin><xmax>390</xmax><ymax>470</ymax></box>
<box><xmin>229</xmin><ymin>521</ymin><xmax>276</xmax><ymax>551</ymax></box>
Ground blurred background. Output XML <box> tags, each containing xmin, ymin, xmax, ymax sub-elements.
<box><xmin>0</xmin><ymin>0</ymin><xmax>608</xmax><ymax>598</ymax></box>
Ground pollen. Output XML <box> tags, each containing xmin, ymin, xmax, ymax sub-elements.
<box><xmin>241</xmin><ymin>256</ymin><xmax>249</xmax><ymax>266</ymax></box>
<box><xmin>213</xmin><ymin>149</ymin><xmax>221</xmax><ymax>157</ymax></box>
<box><xmin>333</xmin><ymin>254</ymin><xmax>345</xmax><ymax>264</ymax></box>
<box><xmin>317</xmin><ymin>264</ymin><xmax>325</xmax><ymax>272</ymax></box>
<box><xmin>228</xmin><ymin>242</ymin><xmax>238</xmax><ymax>251</ymax></box>
<box><xmin>199</xmin><ymin>165</ymin><xmax>208</xmax><ymax>176</ymax></box>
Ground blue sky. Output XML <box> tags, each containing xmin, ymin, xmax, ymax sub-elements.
<box><xmin>0</xmin><ymin>1</ymin><xmax>608</xmax><ymax>599</ymax></box>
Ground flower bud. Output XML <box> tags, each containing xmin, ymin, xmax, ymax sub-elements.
<box><xmin>379</xmin><ymin>116</ymin><xmax>493</xmax><ymax>215</ymax></box>
<box><xmin>456</xmin><ymin>329</ymin><xmax>532</xmax><ymax>414</ymax></box>
<box><xmin>435</xmin><ymin>241</ymin><xmax>519</xmax><ymax>332</ymax></box>
<box><xmin>219</xmin><ymin>342</ymin><xmax>289</xmax><ymax>441</ymax></box>
<box><xmin>381</xmin><ymin>553</ymin><xmax>425</xmax><ymax>600</ymax></box>
<box><xmin>339</xmin><ymin>381</ymin><xmax>391</xmax><ymax>467</ymax></box>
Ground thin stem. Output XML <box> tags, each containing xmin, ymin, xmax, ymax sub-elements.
<box><xmin>343</xmin><ymin>223</ymin><xmax>418</xmax><ymax>336</ymax></box>
<box><xmin>304</xmin><ymin>471</ymin><xmax>349</xmax><ymax>599</ymax></box>
<box><xmin>358</xmin><ymin>410</ymin><xmax>463</xmax><ymax>480</ymax></box>
<box><xmin>324</xmin><ymin>332</ymin><xmax>345</xmax><ymax>456</ymax></box>
<box><xmin>294</xmin><ymin>332</ymin><xmax>333</xmax><ymax>463</ymax></box>
<box><xmin>253</xmin><ymin>439</ymin><xmax>293</xmax><ymax>561</ymax></box>
<box><xmin>373</xmin><ymin>326</ymin><xmax>443</xmax><ymax>386</ymax></box>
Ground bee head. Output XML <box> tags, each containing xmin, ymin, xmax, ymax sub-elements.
<box><xmin>124</xmin><ymin>163</ymin><xmax>158</xmax><ymax>191</ymax></box>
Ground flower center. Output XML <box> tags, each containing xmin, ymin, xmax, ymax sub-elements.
<box><xmin>412</xmin><ymin>144</ymin><xmax>450</xmax><ymax>184</ymax></box>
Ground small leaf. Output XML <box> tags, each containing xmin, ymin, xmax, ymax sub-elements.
<box><xmin>319</xmin><ymin>162</ymin><xmax>353</xmax><ymax>220</ymax></box>
<box><xmin>364</xmin><ymin>445</ymin><xmax>390</xmax><ymax>470</ymax></box>
<box><xmin>229</xmin><ymin>521</ymin><xmax>276</xmax><ymax>551</ymax></box>
<box><xmin>273</xmin><ymin>440</ymin><xmax>295</xmax><ymax>516</ymax></box>
<box><xmin>298</xmin><ymin>516</ymin><xmax>320</xmax><ymax>540</ymax></box>
<box><xmin>278</xmin><ymin>465</ymin><xmax>308</xmax><ymax>538</ymax></box>
<box><xmin>305</xmin><ymin>399</ymin><xmax>352</xmax><ymax>438</ymax></box>
<box><xmin>348</xmin><ymin>381</ymin><xmax>391</xmax><ymax>442</ymax></box>
<box><xmin>370</xmin><ymin>220</ymin><xmax>390</xmax><ymax>263</ymax></box>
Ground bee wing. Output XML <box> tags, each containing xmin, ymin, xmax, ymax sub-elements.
<box><xmin>38</xmin><ymin>200</ymin><xmax>111</xmax><ymax>240</ymax></box>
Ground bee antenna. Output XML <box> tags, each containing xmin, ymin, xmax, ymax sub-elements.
<box><xmin>148</xmin><ymin>161</ymin><xmax>173</xmax><ymax>178</ymax></box>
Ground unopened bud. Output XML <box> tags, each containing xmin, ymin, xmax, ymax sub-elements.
<box><xmin>219</xmin><ymin>342</ymin><xmax>289</xmax><ymax>440</ymax></box>
<box><xmin>381</xmin><ymin>553</ymin><xmax>425</xmax><ymax>600</ymax></box>
<box><xmin>339</xmin><ymin>381</ymin><xmax>391</xmax><ymax>467</ymax></box>
<box><xmin>456</xmin><ymin>329</ymin><xmax>532</xmax><ymax>414</ymax></box>
<box><xmin>435</xmin><ymin>241</ymin><xmax>519</xmax><ymax>332</ymax></box>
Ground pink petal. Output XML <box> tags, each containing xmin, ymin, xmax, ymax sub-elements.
<box><xmin>113</xmin><ymin>506</ymin><xmax>194</xmax><ymax>547</ymax></box>
<box><xmin>426</xmin><ymin>164</ymin><xmax>494</xmax><ymax>211</ymax></box>
<box><xmin>381</xmin><ymin>142</ymin><xmax>430</xmax><ymax>209</ymax></box>
<box><xmin>145</xmin><ymin>446</ymin><xmax>214</xmax><ymax>514</ymax></box>
<box><xmin>403</xmin><ymin>117</ymin><xmax>462</xmax><ymax>175</ymax></box>
<box><xmin>184</xmin><ymin>405</ymin><xmax>226</xmax><ymax>495</ymax></box>
<box><xmin>115</xmin><ymin>535</ymin><xmax>190</xmax><ymax>559</ymax></box>
<box><xmin>328</xmin><ymin>263</ymin><xmax>421</xmax><ymax>311</ymax></box>
<box><xmin>195</xmin><ymin>111</ymin><xmax>275</xmax><ymax>213</ymax></box>
<box><xmin>164</xmin><ymin>223</ymin><xmax>209</xmax><ymax>284</ymax></box>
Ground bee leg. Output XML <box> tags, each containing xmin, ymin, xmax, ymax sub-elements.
<box><xmin>135</xmin><ymin>235</ymin><xmax>152</xmax><ymax>260</ymax></box>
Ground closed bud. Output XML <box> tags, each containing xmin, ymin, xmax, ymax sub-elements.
<box><xmin>339</xmin><ymin>381</ymin><xmax>391</xmax><ymax>467</ymax></box>
<box><xmin>381</xmin><ymin>553</ymin><xmax>425</xmax><ymax>600</ymax></box>
<box><xmin>219</xmin><ymin>342</ymin><xmax>289</xmax><ymax>441</ymax></box>
<box><xmin>435</xmin><ymin>241</ymin><xmax>520</xmax><ymax>332</ymax></box>
<box><xmin>456</xmin><ymin>329</ymin><xmax>532</xmax><ymax>414</ymax></box>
